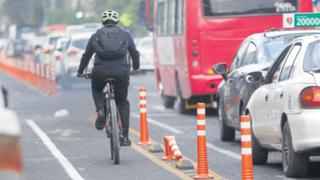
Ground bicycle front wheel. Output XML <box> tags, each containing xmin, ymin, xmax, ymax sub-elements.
<box><xmin>110</xmin><ymin>99</ymin><xmax>120</xmax><ymax>164</ymax></box>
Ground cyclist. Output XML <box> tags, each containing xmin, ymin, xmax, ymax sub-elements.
<box><xmin>77</xmin><ymin>9</ymin><xmax>140</xmax><ymax>146</ymax></box>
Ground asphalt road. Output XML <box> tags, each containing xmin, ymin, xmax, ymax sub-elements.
<box><xmin>1</xmin><ymin>71</ymin><xmax>320</xmax><ymax>180</ymax></box>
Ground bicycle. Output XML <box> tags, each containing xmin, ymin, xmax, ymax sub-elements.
<box><xmin>83</xmin><ymin>73</ymin><xmax>122</xmax><ymax>164</ymax></box>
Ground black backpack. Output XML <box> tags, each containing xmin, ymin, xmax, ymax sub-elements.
<box><xmin>94</xmin><ymin>26</ymin><xmax>128</xmax><ymax>60</ymax></box>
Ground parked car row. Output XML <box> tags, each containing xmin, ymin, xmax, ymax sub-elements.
<box><xmin>214</xmin><ymin>29</ymin><xmax>320</xmax><ymax>178</ymax></box>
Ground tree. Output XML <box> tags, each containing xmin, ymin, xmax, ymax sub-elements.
<box><xmin>2</xmin><ymin>0</ymin><xmax>44</xmax><ymax>26</ymax></box>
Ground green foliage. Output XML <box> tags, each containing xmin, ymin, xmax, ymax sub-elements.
<box><xmin>3</xmin><ymin>0</ymin><xmax>44</xmax><ymax>26</ymax></box>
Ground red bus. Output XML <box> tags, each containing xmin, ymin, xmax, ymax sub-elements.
<box><xmin>145</xmin><ymin>0</ymin><xmax>313</xmax><ymax>113</ymax></box>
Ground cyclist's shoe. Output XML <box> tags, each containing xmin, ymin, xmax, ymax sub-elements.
<box><xmin>105</xmin><ymin>125</ymin><xmax>111</xmax><ymax>138</ymax></box>
<box><xmin>120</xmin><ymin>136</ymin><xmax>131</xmax><ymax>146</ymax></box>
<box><xmin>95</xmin><ymin>110</ymin><xmax>106</xmax><ymax>130</ymax></box>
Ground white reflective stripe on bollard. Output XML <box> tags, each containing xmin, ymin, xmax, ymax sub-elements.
<box><xmin>240</xmin><ymin>122</ymin><xmax>251</xmax><ymax>129</ymax></box>
<box><xmin>139</xmin><ymin>91</ymin><xmax>146</xmax><ymax>97</ymax></box>
<box><xmin>140</xmin><ymin>108</ymin><xmax>147</xmax><ymax>113</ymax></box>
<box><xmin>241</xmin><ymin>148</ymin><xmax>252</xmax><ymax>155</ymax></box>
<box><xmin>197</xmin><ymin>130</ymin><xmax>206</xmax><ymax>136</ymax></box>
<box><xmin>197</xmin><ymin>108</ymin><xmax>205</xmax><ymax>115</ymax></box>
<box><xmin>241</xmin><ymin>135</ymin><xmax>251</xmax><ymax>142</ymax></box>
<box><xmin>197</xmin><ymin>120</ymin><xmax>206</xmax><ymax>125</ymax></box>
<box><xmin>140</xmin><ymin>100</ymin><xmax>147</xmax><ymax>105</ymax></box>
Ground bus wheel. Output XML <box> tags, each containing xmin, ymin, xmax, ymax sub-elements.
<box><xmin>176</xmin><ymin>90</ymin><xmax>187</xmax><ymax>113</ymax></box>
<box><xmin>162</xmin><ymin>95</ymin><xmax>175</xmax><ymax>109</ymax></box>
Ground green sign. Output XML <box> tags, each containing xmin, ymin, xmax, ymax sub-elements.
<box><xmin>283</xmin><ymin>13</ymin><xmax>320</xmax><ymax>28</ymax></box>
<box><xmin>120</xmin><ymin>13</ymin><xmax>133</xmax><ymax>28</ymax></box>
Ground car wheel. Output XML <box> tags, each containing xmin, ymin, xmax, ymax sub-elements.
<box><xmin>282</xmin><ymin>122</ymin><xmax>309</xmax><ymax>178</ymax></box>
<box><xmin>176</xmin><ymin>89</ymin><xmax>188</xmax><ymax>113</ymax></box>
<box><xmin>251</xmin><ymin>128</ymin><xmax>268</xmax><ymax>165</ymax></box>
<box><xmin>219</xmin><ymin>98</ymin><xmax>235</xmax><ymax>141</ymax></box>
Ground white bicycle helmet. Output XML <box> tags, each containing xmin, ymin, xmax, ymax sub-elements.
<box><xmin>100</xmin><ymin>9</ymin><xmax>120</xmax><ymax>24</ymax></box>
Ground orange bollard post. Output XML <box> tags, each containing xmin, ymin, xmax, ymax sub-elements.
<box><xmin>45</xmin><ymin>65</ymin><xmax>51</xmax><ymax>94</ymax></box>
<box><xmin>194</xmin><ymin>103</ymin><xmax>213</xmax><ymax>179</ymax></box>
<box><xmin>240</xmin><ymin>115</ymin><xmax>254</xmax><ymax>180</ymax></box>
<box><xmin>169</xmin><ymin>137</ymin><xmax>183</xmax><ymax>160</ymax></box>
<box><xmin>50</xmin><ymin>65</ymin><xmax>57</xmax><ymax>96</ymax></box>
<box><xmin>162</xmin><ymin>136</ymin><xmax>175</xmax><ymax>160</ymax></box>
<box><xmin>36</xmin><ymin>63</ymin><xmax>41</xmax><ymax>89</ymax></box>
<box><xmin>40</xmin><ymin>64</ymin><xmax>45</xmax><ymax>91</ymax></box>
<box><xmin>139</xmin><ymin>87</ymin><xmax>151</xmax><ymax>145</ymax></box>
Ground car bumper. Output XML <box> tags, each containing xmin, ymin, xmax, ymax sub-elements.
<box><xmin>289</xmin><ymin>110</ymin><xmax>320</xmax><ymax>153</ymax></box>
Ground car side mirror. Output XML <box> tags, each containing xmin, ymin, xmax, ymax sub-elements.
<box><xmin>213</xmin><ymin>63</ymin><xmax>228</xmax><ymax>80</ymax></box>
<box><xmin>245</xmin><ymin>71</ymin><xmax>263</xmax><ymax>84</ymax></box>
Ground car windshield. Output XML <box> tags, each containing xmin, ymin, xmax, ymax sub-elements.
<box><xmin>72</xmin><ymin>38</ymin><xmax>89</xmax><ymax>50</ymax></box>
<box><xmin>304</xmin><ymin>40</ymin><xmax>320</xmax><ymax>72</ymax></box>
<box><xmin>263</xmin><ymin>34</ymin><xmax>306</xmax><ymax>62</ymax></box>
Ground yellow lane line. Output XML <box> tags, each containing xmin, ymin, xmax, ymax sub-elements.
<box><xmin>129</xmin><ymin>128</ymin><xmax>224</xmax><ymax>180</ymax></box>
<box><xmin>131</xmin><ymin>143</ymin><xmax>192</xmax><ymax>180</ymax></box>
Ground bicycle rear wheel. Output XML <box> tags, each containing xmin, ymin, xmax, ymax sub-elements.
<box><xmin>110</xmin><ymin>99</ymin><xmax>120</xmax><ymax>164</ymax></box>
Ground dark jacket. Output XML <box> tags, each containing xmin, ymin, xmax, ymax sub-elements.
<box><xmin>77</xmin><ymin>25</ymin><xmax>140</xmax><ymax>74</ymax></box>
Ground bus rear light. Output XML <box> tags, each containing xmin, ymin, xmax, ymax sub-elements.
<box><xmin>192</xmin><ymin>50</ymin><xmax>198</xmax><ymax>57</ymax></box>
<box><xmin>192</xmin><ymin>60</ymin><xmax>199</xmax><ymax>68</ymax></box>
<box><xmin>300</xmin><ymin>87</ymin><xmax>320</xmax><ymax>108</ymax></box>
<box><xmin>191</xmin><ymin>40</ymin><xmax>198</xmax><ymax>46</ymax></box>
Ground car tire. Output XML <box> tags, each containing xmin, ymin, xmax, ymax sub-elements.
<box><xmin>251</xmin><ymin>128</ymin><xmax>268</xmax><ymax>165</ymax></box>
<box><xmin>219</xmin><ymin>98</ymin><xmax>235</xmax><ymax>141</ymax></box>
<box><xmin>282</xmin><ymin>122</ymin><xmax>309</xmax><ymax>178</ymax></box>
<box><xmin>176</xmin><ymin>89</ymin><xmax>188</xmax><ymax>114</ymax></box>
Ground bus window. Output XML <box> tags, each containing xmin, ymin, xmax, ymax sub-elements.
<box><xmin>168</xmin><ymin>0</ymin><xmax>175</xmax><ymax>35</ymax></box>
<box><xmin>175</xmin><ymin>0</ymin><xmax>180</xmax><ymax>34</ymax></box>
<box><xmin>202</xmin><ymin>0</ymin><xmax>298</xmax><ymax>17</ymax></box>
<box><xmin>157</xmin><ymin>2</ymin><xmax>168</xmax><ymax>35</ymax></box>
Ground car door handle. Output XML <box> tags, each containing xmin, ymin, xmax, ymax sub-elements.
<box><xmin>265</xmin><ymin>95</ymin><xmax>268</xmax><ymax>102</ymax></box>
<box><xmin>280</xmin><ymin>92</ymin><xmax>284</xmax><ymax>98</ymax></box>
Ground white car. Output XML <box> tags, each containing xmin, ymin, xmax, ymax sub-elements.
<box><xmin>60</xmin><ymin>32</ymin><xmax>93</xmax><ymax>89</ymax></box>
<box><xmin>246</xmin><ymin>35</ymin><xmax>320</xmax><ymax>178</ymax></box>
<box><xmin>136</xmin><ymin>36</ymin><xmax>154</xmax><ymax>71</ymax></box>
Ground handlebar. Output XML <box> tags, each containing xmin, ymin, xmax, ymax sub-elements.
<box><xmin>78</xmin><ymin>70</ymin><xmax>139</xmax><ymax>79</ymax></box>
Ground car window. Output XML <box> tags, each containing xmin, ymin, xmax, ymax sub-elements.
<box><xmin>303</xmin><ymin>40</ymin><xmax>320</xmax><ymax>71</ymax></box>
<box><xmin>230</xmin><ymin>40</ymin><xmax>249</xmax><ymax>72</ymax></box>
<box><xmin>140</xmin><ymin>39</ymin><xmax>153</xmax><ymax>49</ymax></box>
<box><xmin>279</xmin><ymin>44</ymin><xmax>301</xmax><ymax>81</ymax></box>
<box><xmin>72</xmin><ymin>38</ymin><xmax>89</xmax><ymax>50</ymax></box>
<box><xmin>267</xmin><ymin>45</ymin><xmax>292</xmax><ymax>83</ymax></box>
<box><xmin>242</xmin><ymin>42</ymin><xmax>257</xmax><ymax>66</ymax></box>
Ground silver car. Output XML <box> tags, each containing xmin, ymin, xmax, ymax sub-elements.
<box><xmin>246</xmin><ymin>35</ymin><xmax>320</xmax><ymax>178</ymax></box>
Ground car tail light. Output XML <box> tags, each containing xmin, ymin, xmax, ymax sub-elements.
<box><xmin>300</xmin><ymin>87</ymin><xmax>320</xmax><ymax>108</ymax></box>
<box><xmin>67</xmin><ymin>50</ymin><xmax>79</xmax><ymax>57</ymax></box>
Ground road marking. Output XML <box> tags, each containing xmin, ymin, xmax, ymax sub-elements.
<box><xmin>26</xmin><ymin>120</ymin><xmax>84</xmax><ymax>180</ymax></box>
<box><xmin>129</xmin><ymin>128</ymin><xmax>224</xmax><ymax>180</ymax></box>
<box><xmin>131</xmin><ymin>143</ymin><xmax>192</xmax><ymax>180</ymax></box>
<box><xmin>206</xmin><ymin>143</ymin><xmax>241</xmax><ymax>160</ymax></box>
<box><xmin>131</xmin><ymin>113</ymin><xmax>184</xmax><ymax>134</ymax></box>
